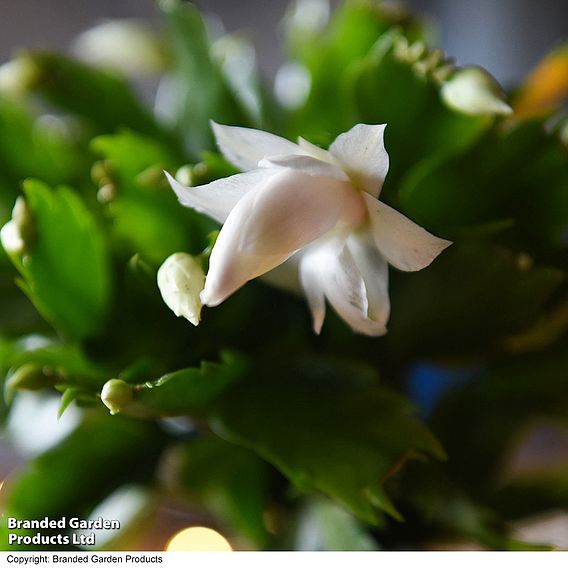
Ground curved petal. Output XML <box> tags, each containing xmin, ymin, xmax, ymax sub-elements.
<box><xmin>201</xmin><ymin>169</ymin><xmax>354</xmax><ymax>307</ymax></box>
<box><xmin>297</xmin><ymin>137</ymin><xmax>335</xmax><ymax>163</ymax></box>
<box><xmin>165</xmin><ymin>169</ymin><xmax>271</xmax><ymax>224</ymax></box>
<box><xmin>347</xmin><ymin>231</ymin><xmax>390</xmax><ymax>326</ymax></box>
<box><xmin>363</xmin><ymin>193</ymin><xmax>452</xmax><ymax>272</ymax></box>
<box><xmin>299</xmin><ymin>253</ymin><xmax>326</xmax><ymax>334</ymax></box>
<box><xmin>238</xmin><ymin>168</ymin><xmax>357</xmax><ymax>256</ymax></box>
<box><xmin>259</xmin><ymin>154</ymin><xmax>349</xmax><ymax>182</ymax></box>
<box><xmin>211</xmin><ymin>121</ymin><xmax>300</xmax><ymax>171</ymax></box>
<box><xmin>329</xmin><ymin>123</ymin><xmax>389</xmax><ymax>197</ymax></box>
<box><xmin>302</xmin><ymin>237</ymin><xmax>388</xmax><ymax>336</ymax></box>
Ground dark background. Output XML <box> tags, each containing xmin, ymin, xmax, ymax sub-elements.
<box><xmin>1</xmin><ymin>0</ymin><xmax>568</xmax><ymax>86</ymax></box>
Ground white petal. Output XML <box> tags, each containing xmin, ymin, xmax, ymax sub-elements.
<box><xmin>363</xmin><ymin>193</ymin><xmax>452</xmax><ymax>272</ymax></box>
<box><xmin>329</xmin><ymin>123</ymin><xmax>389</xmax><ymax>197</ymax></box>
<box><xmin>259</xmin><ymin>154</ymin><xmax>349</xmax><ymax>181</ymax></box>
<box><xmin>200</xmin><ymin>188</ymin><xmax>292</xmax><ymax>306</ymax></box>
<box><xmin>347</xmin><ymin>231</ymin><xmax>390</xmax><ymax>326</ymax></box>
<box><xmin>201</xmin><ymin>168</ymin><xmax>358</xmax><ymax>307</ymax></box>
<box><xmin>302</xmin><ymin>238</ymin><xmax>388</xmax><ymax>337</ymax></box>
<box><xmin>211</xmin><ymin>121</ymin><xmax>300</xmax><ymax>171</ymax></box>
<box><xmin>297</xmin><ymin>137</ymin><xmax>335</xmax><ymax>163</ymax></box>
<box><xmin>299</xmin><ymin>254</ymin><xmax>326</xmax><ymax>334</ymax></box>
<box><xmin>238</xmin><ymin>168</ymin><xmax>356</xmax><ymax>256</ymax></box>
<box><xmin>165</xmin><ymin>169</ymin><xmax>271</xmax><ymax>224</ymax></box>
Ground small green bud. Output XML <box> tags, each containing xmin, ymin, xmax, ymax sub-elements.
<box><xmin>101</xmin><ymin>379</ymin><xmax>133</xmax><ymax>415</ymax></box>
<box><xmin>4</xmin><ymin>364</ymin><xmax>51</xmax><ymax>403</ymax></box>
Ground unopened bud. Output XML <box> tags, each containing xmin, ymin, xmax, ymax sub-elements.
<box><xmin>442</xmin><ymin>67</ymin><xmax>513</xmax><ymax>116</ymax></box>
<box><xmin>101</xmin><ymin>379</ymin><xmax>133</xmax><ymax>415</ymax></box>
<box><xmin>72</xmin><ymin>20</ymin><xmax>164</xmax><ymax>76</ymax></box>
<box><xmin>0</xmin><ymin>55</ymin><xmax>40</xmax><ymax>96</ymax></box>
<box><xmin>175</xmin><ymin>165</ymin><xmax>194</xmax><ymax>187</ymax></box>
<box><xmin>1</xmin><ymin>196</ymin><xmax>35</xmax><ymax>255</ymax></box>
<box><xmin>157</xmin><ymin>252</ymin><xmax>205</xmax><ymax>326</ymax></box>
<box><xmin>4</xmin><ymin>364</ymin><xmax>50</xmax><ymax>403</ymax></box>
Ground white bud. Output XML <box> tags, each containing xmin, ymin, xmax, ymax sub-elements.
<box><xmin>101</xmin><ymin>379</ymin><xmax>133</xmax><ymax>416</ymax></box>
<box><xmin>1</xmin><ymin>197</ymin><xmax>35</xmax><ymax>255</ymax></box>
<box><xmin>72</xmin><ymin>20</ymin><xmax>164</xmax><ymax>76</ymax></box>
<box><xmin>0</xmin><ymin>56</ymin><xmax>39</xmax><ymax>97</ymax></box>
<box><xmin>157</xmin><ymin>253</ymin><xmax>206</xmax><ymax>326</ymax></box>
<box><xmin>441</xmin><ymin>67</ymin><xmax>513</xmax><ymax>116</ymax></box>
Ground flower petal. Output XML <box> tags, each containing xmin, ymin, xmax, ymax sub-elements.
<box><xmin>238</xmin><ymin>168</ymin><xmax>357</xmax><ymax>256</ymax></box>
<box><xmin>259</xmin><ymin>154</ymin><xmax>348</xmax><ymax>181</ymax></box>
<box><xmin>297</xmin><ymin>137</ymin><xmax>335</xmax><ymax>163</ymax></box>
<box><xmin>200</xmin><ymin>187</ymin><xmax>293</xmax><ymax>307</ymax></box>
<box><xmin>299</xmin><ymin>253</ymin><xmax>326</xmax><ymax>334</ymax></box>
<box><xmin>211</xmin><ymin>121</ymin><xmax>300</xmax><ymax>171</ymax></box>
<box><xmin>347</xmin><ymin>231</ymin><xmax>390</xmax><ymax>326</ymax></box>
<box><xmin>329</xmin><ymin>123</ymin><xmax>389</xmax><ymax>197</ymax></box>
<box><xmin>302</xmin><ymin>237</ymin><xmax>388</xmax><ymax>336</ymax></box>
<box><xmin>363</xmin><ymin>193</ymin><xmax>452</xmax><ymax>272</ymax></box>
<box><xmin>165</xmin><ymin>169</ymin><xmax>271</xmax><ymax>224</ymax></box>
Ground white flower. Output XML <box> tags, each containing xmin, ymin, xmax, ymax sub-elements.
<box><xmin>157</xmin><ymin>252</ymin><xmax>206</xmax><ymax>326</ymax></box>
<box><xmin>165</xmin><ymin>122</ymin><xmax>452</xmax><ymax>336</ymax></box>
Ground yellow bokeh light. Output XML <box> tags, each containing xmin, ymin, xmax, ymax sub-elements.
<box><xmin>165</xmin><ymin>526</ymin><xmax>233</xmax><ymax>552</ymax></box>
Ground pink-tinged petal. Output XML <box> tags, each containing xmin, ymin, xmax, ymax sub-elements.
<box><xmin>259</xmin><ymin>154</ymin><xmax>349</xmax><ymax>181</ymax></box>
<box><xmin>238</xmin><ymin>168</ymin><xmax>363</xmax><ymax>256</ymax></box>
<box><xmin>363</xmin><ymin>193</ymin><xmax>452</xmax><ymax>272</ymax></box>
<box><xmin>211</xmin><ymin>121</ymin><xmax>300</xmax><ymax>171</ymax></box>
<box><xmin>165</xmin><ymin>169</ymin><xmax>271</xmax><ymax>224</ymax></box>
<box><xmin>329</xmin><ymin>123</ymin><xmax>389</xmax><ymax>197</ymax></box>
<box><xmin>302</xmin><ymin>237</ymin><xmax>388</xmax><ymax>337</ymax></box>
<box><xmin>201</xmin><ymin>168</ymin><xmax>365</xmax><ymax>307</ymax></box>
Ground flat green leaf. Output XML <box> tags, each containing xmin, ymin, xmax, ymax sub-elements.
<box><xmin>213</xmin><ymin>358</ymin><xmax>445</xmax><ymax>524</ymax></box>
<box><xmin>161</xmin><ymin>0</ymin><xmax>252</xmax><ymax>156</ymax></box>
<box><xmin>385</xmin><ymin>241</ymin><xmax>565</xmax><ymax>359</ymax></box>
<box><xmin>399</xmin><ymin>118</ymin><xmax>568</xmax><ymax>248</ymax></box>
<box><xmin>92</xmin><ymin>130</ymin><xmax>214</xmax><ymax>263</ymax></box>
<box><xmin>179</xmin><ymin>434</ymin><xmax>270</xmax><ymax>546</ymax></box>
<box><xmin>113</xmin><ymin>353</ymin><xmax>246</xmax><ymax>419</ymax></box>
<box><xmin>16</xmin><ymin>180</ymin><xmax>111</xmax><ymax>339</ymax></box>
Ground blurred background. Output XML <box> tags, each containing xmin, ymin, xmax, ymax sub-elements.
<box><xmin>2</xmin><ymin>0</ymin><xmax>568</xmax><ymax>551</ymax></box>
<box><xmin>1</xmin><ymin>0</ymin><xmax>568</xmax><ymax>85</ymax></box>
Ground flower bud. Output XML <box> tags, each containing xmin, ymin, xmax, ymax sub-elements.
<box><xmin>72</xmin><ymin>20</ymin><xmax>164</xmax><ymax>76</ymax></box>
<box><xmin>4</xmin><ymin>364</ymin><xmax>51</xmax><ymax>404</ymax></box>
<box><xmin>441</xmin><ymin>67</ymin><xmax>513</xmax><ymax>116</ymax></box>
<box><xmin>101</xmin><ymin>379</ymin><xmax>133</xmax><ymax>415</ymax></box>
<box><xmin>0</xmin><ymin>55</ymin><xmax>40</xmax><ymax>97</ymax></box>
<box><xmin>157</xmin><ymin>253</ymin><xmax>206</xmax><ymax>326</ymax></box>
<box><xmin>0</xmin><ymin>196</ymin><xmax>35</xmax><ymax>255</ymax></box>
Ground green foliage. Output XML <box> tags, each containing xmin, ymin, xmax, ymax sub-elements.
<box><xmin>213</xmin><ymin>359</ymin><xmax>445</xmax><ymax>524</ymax></box>
<box><xmin>0</xmin><ymin>0</ymin><xmax>568</xmax><ymax>553</ymax></box>
<box><xmin>0</xmin><ymin>413</ymin><xmax>165</xmax><ymax>550</ymax></box>
<box><xmin>179</xmin><ymin>434</ymin><xmax>270</xmax><ymax>546</ymax></box>
<box><xmin>15</xmin><ymin>180</ymin><xmax>111</xmax><ymax>340</ymax></box>
<box><xmin>160</xmin><ymin>0</ymin><xmax>252</xmax><ymax>156</ymax></box>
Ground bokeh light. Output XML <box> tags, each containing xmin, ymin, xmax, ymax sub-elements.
<box><xmin>165</xmin><ymin>526</ymin><xmax>233</xmax><ymax>552</ymax></box>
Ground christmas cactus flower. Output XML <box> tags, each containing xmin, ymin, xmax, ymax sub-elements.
<box><xmin>166</xmin><ymin>122</ymin><xmax>451</xmax><ymax>336</ymax></box>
